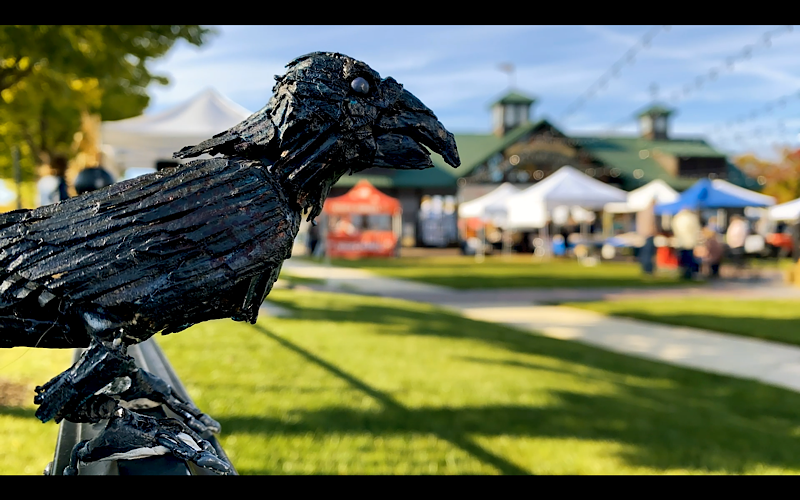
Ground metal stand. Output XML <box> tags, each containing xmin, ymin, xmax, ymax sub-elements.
<box><xmin>45</xmin><ymin>338</ymin><xmax>236</xmax><ymax>476</ymax></box>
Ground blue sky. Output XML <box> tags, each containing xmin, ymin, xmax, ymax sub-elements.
<box><xmin>145</xmin><ymin>25</ymin><xmax>800</xmax><ymax>161</ymax></box>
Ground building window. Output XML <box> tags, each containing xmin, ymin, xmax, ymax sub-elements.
<box><xmin>654</xmin><ymin>116</ymin><xmax>666</xmax><ymax>133</ymax></box>
<box><xmin>517</xmin><ymin>104</ymin><xmax>528</xmax><ymax>124</ymax></box>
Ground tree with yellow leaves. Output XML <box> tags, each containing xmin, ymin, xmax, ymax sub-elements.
<box><xmin>0</xmin><ymin>26</ymin><xmax>214</xmax><ymax>196</ymax></box>
<box><xmin>734</xmin><ymin>147</ymin><xmax>800</xmax><ymax>204</ymax></box>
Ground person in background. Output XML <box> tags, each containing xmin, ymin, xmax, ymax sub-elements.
<box><xmin>307</xmin><ymin>222</ymin><xmax>320</xmax><ymax>256</ymax></box>
<box><xmin>706</xmin><ymin>215</ymin><xmax>721</xmax><ymax>234</ymax></box>
<box><xmin>726</xmin><ymin>214</ymin><xmax>749</xmax><ymax>270</ymax></box>
<box><xmin>74</xmin><ymin>166</ymin><xmax>114</xmax><ymax>195</ymax></box>
<box><xmin>37</xmin><ymin>155</ymin><xmax>70</xmax><ymax>206</ymax></box>
<box><xmin>635</xmin><ymin>199</ymin><xmax>657</xmax><ymax>275</ymax></box>
<box><xmin>790</xmin><ymin>221</ymin><xmax>800</xmax><ymax>261</ymax></box>
<box><xmin>695</xmin><ymin>227</ymin><xmax>723</xmax><ymax>278</ymax></box>
<box><xmin>672</xmin><ymin>208</ymin><xmax>701</xmax><ymax>280</ymax></box>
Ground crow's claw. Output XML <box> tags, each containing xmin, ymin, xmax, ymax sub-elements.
<box><xmin>119</xmin><ymin>368</ymin><xmax>221</xmax><ymax>438</ymax></box>
<box><xmin>34</xmin><ymin>340</ymin><xmax>136</xmax><ymax>424</ymax></box>
<box><xmin>65</xmin><ymin>407</ymin><xmax>232</xmax><ymax>475</ymax></box>
<box><xmin>156</xmin><ymin>433</ymin><xmax>232</xmax><ymax>475</ymax></box>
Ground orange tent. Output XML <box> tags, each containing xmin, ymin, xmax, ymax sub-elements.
<box><xmin>322</xmin><ymin>180</ymin><xmax>402</xmax><ymax>259</ymax></box>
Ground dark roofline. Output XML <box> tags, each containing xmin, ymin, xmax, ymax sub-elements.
<box><xmin>636</xmin><ymin>104</ymin><xmax>676</xmax><ymax>118</ymax></box>
<box><xmin>490</xmin><ymin>90</ymin><xmax>537</xmax><ymax>107</ymax></box>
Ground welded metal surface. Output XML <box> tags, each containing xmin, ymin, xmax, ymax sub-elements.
<box><xmin>46</xmin><ymin>339</ymin><xmax>236</xmax><ymax>475</ymax></box>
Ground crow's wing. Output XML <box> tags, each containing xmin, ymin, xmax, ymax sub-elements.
<box><xmin>0</xmin><ymin>158</ymin><xmax>300</xmax><ymax>348</ymax></box>
<box><xmin>174</xmin><ymin>101</ymin><xmax>276</xmax><ymax>160</ymax></box>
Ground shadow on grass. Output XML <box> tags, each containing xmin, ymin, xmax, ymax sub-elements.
<box><xmin>265</xmin><ymin>296</ymin><xmax>688</xmax><ymax>378</ymax></box>
<box><xmin>220</xmin><ymin>386</ymin><xmax>800</xmax><ymax>474</ymax></box>
<box><xmin>0</xmin><ymin>405</ymin><xmax>36</xmax><ymax>419</ymax></box>
<box><xmin>248</xmin><ymin>323</ymin><xmax>530</xmax><ymax>475</ymax></box>
<box><xmin>248</xmin><ymin>296</ymin><xmax>800</xmax><ymax>474</ymax></box>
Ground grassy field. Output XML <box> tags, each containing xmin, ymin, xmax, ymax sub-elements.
<box><xmin>6</xmin><ymin>289</ymin><xmax>800</xmax><ymax>474</ymax></box>
<box><xmin>563</xmin><ymin>298</ymin><xmax>800</xmax><ymax>347</ymax></box>
<box><xmin>748</xmin><ymin>257</ymin><xmax>795</xmax><ymax>271</ymax></box>
<box><xmin>316</xmin><ymin>255</ymin><xmax>684</xmax><ymax>289</ymax></box>
<box><xmin>0</xmin><ymin>347</ymin><xmax>74</xmax><ymax>475</ymax></box>
<box><xmin>276</xmin><ymin>274</ymin><xmax>325</xmax><ymax>288</ymax></box>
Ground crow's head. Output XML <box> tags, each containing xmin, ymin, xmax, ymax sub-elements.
<box><xmin>175</xmin><ymin>52</ymin><xmax>460</xmax><ymax>221</ymax></box>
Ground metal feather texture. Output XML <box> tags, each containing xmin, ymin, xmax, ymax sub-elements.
<box><xmin>0</xmin><ymin>158</ymin><xmax>297</xmax><ymax>348</ymax></box>
<box><xmin>0</xmin><ymin>51</ymin><xmax>460</xmax><ymax>351</ymax></box>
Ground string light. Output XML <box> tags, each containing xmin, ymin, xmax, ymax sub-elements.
<box><xmin>572</xmin><ymin>25</ymin><xmax>795</xmax><ymax>147</ymax></box>
<box><xmin>665</xmin><ymin>25</ymin><xmax>793</xmax><ymax>105</ymax></box>
<box><xmin>707</xmin><ymin>87</ymin><xmax>800</xmax><ymax>135</ymax></box>
<box><xmin>559</xmin><ymin>25</ymin><xmax>670</xmax><ymax>122</ymax></box>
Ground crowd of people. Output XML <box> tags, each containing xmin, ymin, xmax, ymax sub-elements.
<box><xmin>636</xmin><ymin>201</ymin><xmax>763</xmax><ymax>281</ymax></box>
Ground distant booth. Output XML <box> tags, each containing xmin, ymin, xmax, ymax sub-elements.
<box><xmin>322</xmin><ymin>180</ymin><xmax>402</xmax><ymax>259</ymax></box>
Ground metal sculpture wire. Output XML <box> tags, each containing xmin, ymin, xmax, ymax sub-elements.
<box><xmin>0</xmin><ymin>52</ymin><xmax>460</xmax><ymax>474</ymax></box>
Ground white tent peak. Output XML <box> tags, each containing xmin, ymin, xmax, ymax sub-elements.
<box><xmin>101</xmin><ymin>88</ymin><xmax>254</xmax><ymax>175</ymax></box>
<box><xmin>505</xmin><ymin>165</ymin><xmax>628</xmax><ymax>229</ymax></box>
<box><xmin>458</xmin><ymin>183</ymin><xmax>520</xmax><ymax>219</ymax></box>
<box><xmin>605</xmin><ymin>179</ymin><xmax>679</xmax><ymax>213</ymax></box>
<box><xmin>103</xmin><ymin>88</ymin><xmax>253</xmax><ymax>137</ymax></box>
<box><xmin>517</xmin><ymin>165</ymin><xmax>628</xmax><ymax>208</ymax></box>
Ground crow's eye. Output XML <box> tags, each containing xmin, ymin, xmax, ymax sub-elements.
<box><xmin>351</xmin><ymin>77</ymin><xmax>370</xmax><ymax>94</ymax></box>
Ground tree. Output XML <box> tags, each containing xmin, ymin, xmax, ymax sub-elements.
<box><xmin>734</xmin><ymin>147</ymin><xmax>800</xmax><ymax>204</ymax></box>
<box><xmin>0</xmin><ymin>25</ymin><xmax>215</xmax><ymax>186</ymax></box>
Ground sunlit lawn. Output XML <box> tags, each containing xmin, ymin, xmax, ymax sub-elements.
<box><xmin>6</xmin><ymin>289</ymin><xmax>800</xmax><ymax>474</ymax></box>
<box><xmin>160</xmin><ymin>290</ymin><xmax>800</xmax><ymax>474</ymax></box>
<box><xmin>276</xmin><ymin>274</ymin><xmax>325</xmax><ymax>288</ymax></box>
<box><xmin>563</xmin><ymin>298</ymin><xmax>800</xmax><ymax>347</ymax></box>
<box><xmin>748</xmin><ymin>257</ymin><xmax>795</xmax><ymax>271</ymax></box>
<box><xmin>0</xmin><ymin>347</ymin><xmax>73</xmax><ymax>475</ymax></box>
<box><xmin>314</xmin><ymin>255</ymin><xmax>685</xmax><ymax>289</ymax></box>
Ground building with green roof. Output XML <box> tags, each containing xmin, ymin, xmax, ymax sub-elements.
<box><xmin>330</xmin><ymin>91</ymin><xmax>759</xmax><ymax>247</ymax></box>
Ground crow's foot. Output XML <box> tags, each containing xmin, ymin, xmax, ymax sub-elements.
<box><xmin>34</xmin><ymin>338</ymin><xmax>136</xmax><ymax>424</ymax></box>
<box><xmin>118</xmin><ymin>368</ymin><xmax>221</xmax><ymax>438</ymax></box>
<box><xmin>33</xmin><ymin>337</ymin><xmax>220</xmax><ymax>438</ymax></box>
<box><xmin>63</xmin><ymin>406</ymin><xmax>232</xmax><ymax>475</ymax></box>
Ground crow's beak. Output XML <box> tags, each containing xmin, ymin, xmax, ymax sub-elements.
<box><xmin>373</xmin><ymin>88</ymin><xmax>460</xmax><ymax>170</ymax></box>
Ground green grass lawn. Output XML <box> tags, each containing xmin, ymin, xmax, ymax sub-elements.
<box><xmin>309</xmin><ymin>255</ymin><xmax>684</xmax><ymax>289</ymax></box>
<box><xmin>563</xmin><ymin>298</ymin><xmax>800</xmax><ymax>347</ymax></box>
<box><xmin>6</xmin><ymin>289</ymin><xmax>800</xmax><ymax>474</ymax></box>
<box><xmin>0</xmin><ymin>347</ymin><xmax>74</xmax><ymax>475</ymax></box>
<box><xmin>277</xmin><ymin>273</ymin><xmax>325</xmax><ymax>288</ymax></box>
<box><xmin>748</xmin><ymin>257</ymin><xmax>796</xmax><ymax>271</ymax></box>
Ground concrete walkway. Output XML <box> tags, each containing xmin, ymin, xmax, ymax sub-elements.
<box><xmin>280</xmin><ymin>258</ymin><xmax>800</xmax><ymax>393</ymax></box>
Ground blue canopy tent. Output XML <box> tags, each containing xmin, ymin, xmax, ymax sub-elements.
<box><xmin>654</xmin><ymin>178</ymin><xmax>775</xmax><ymax>215</ymax></box>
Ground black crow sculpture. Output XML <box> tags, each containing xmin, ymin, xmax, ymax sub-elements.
<box><xmin>0</xmin><ymin>52</ymin><xmax>460</xmax><ymax>474</ymax></box>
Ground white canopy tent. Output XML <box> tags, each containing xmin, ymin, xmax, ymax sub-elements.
<box><xmin>458</xmin><ymin>182</ymin><xmax>520</xmax><ymax>226</ymax></box>
<box><xmin>769</xmin><ymin>197</ymin><xmax>800</xmax><ymax>222</ymax></box>
<box><xmin>506</xmin><ymin>165</ymin><xmax>628</xmax><ymax>229</ymax></box>
<box><xmin>604</xmin><ymin>179</ymin><xmax>679</xmax><ymax>214</ymax></box>
<box><xmin>101</xmin><ymin>88</ymin><xmax>253</xmax><ymax>176</ymax></box>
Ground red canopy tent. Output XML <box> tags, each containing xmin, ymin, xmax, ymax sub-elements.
<box><xmin>322</xmin><ymin>180</ymin><xmax>402</xmax><ymax>259</ymax></box>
